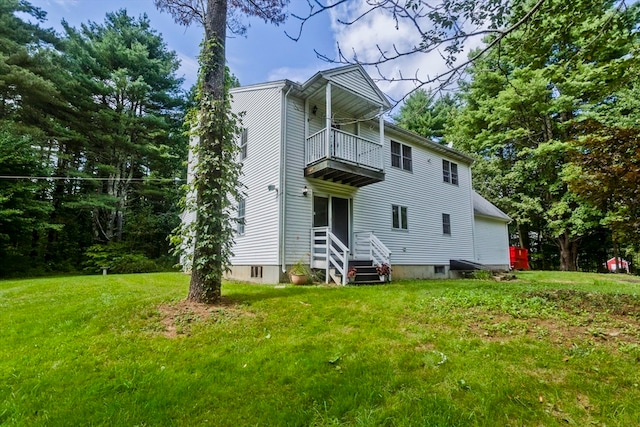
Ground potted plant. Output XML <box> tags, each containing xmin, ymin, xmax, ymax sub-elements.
<box><xmin>289</xmin><ymin>259</ymin><xmax>310</xmax><ymax>285</ymax></box>
<box><xmin>347</xmin><ymin>267</ymin><xmax>357</xmax><ymax>283</ymax></box>
<box><xmin>375</xmin><ymin>263</ymin><xmax>391</xmax><ymax>281</ymax></box>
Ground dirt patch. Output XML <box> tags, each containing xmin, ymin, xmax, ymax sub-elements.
<box><xmin>157</xmin><ymin>298</ymin><xmax>252</xmax><ymax>338</ymax></box>
<box><xmin>468</xmin><ymin>316</ymin><xmax>639</xmax><ymax>346</ymax></box>
<box><xmin>524</xmin><ymin>289</ymin><xmax>640</xmax><ymax>317</ymax></box>
<box><xmin>464</xmin><ymin>292</ymin><xmax>640</xmax><ymax>347</ymax></box>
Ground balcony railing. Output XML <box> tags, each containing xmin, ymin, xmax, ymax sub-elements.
<box><xmin>306</xmin><ymin>128</ymin><xmax>383</xmax><ymax>171</ymax></box>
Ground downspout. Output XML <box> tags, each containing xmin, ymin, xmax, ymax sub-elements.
<box><xmin>280</xmin><ymin>85</ymin><xmax>293</xmax><ymax>276</ymax></box>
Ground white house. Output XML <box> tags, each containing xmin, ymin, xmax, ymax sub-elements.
<box><xmin>190</xmin><ymin>65</ymin><xmax>510</xmax><ymax>284</ymax></box>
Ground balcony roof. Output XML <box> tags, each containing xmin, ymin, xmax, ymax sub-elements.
<box><xmin>299</xmin><ymin>65</ymin><xmax>390</xmax><ymax>119</ymax></box>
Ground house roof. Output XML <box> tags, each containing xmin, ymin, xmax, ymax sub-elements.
<box><xmin>298</xmin><ymin>64</ymin><xmax>391</xmax><ymax>109</ymax></box>
<box><xmin>384</xmin><ymin>122</ymin><xmax>475</xmax><ymax>165</ymax></box>
<box><xmin>229</xmin><ymin>65</ymin><xmax>475</xmax><ymax>164</ymax></box>
<box><xmin>472</xmin><ymin>191</ymin><xmax>511</xmax><ymax>222</ymax></box>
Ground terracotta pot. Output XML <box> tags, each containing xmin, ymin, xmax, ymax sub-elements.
<box><xmin>290</xmin><ymin>274</ymin><xmax>308</xmax><ymax>285</ymax></box>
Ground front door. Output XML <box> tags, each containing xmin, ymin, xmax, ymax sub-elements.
<box><xmin>313</xmin><ymin>195</ymin><xmax>350</xmax><ymax>248</ymax></box>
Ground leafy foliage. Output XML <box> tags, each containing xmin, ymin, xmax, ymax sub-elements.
<box><xmin>0</xmin><ymin>1</ymin><xmax>188</xmax><ymax>277</ymax></box>
<box><xmin>394</xmin><ymin>89</ymin><xmax>457</xmax><ymax>141</ymax></box>
<box><xmin>449</xmin><ymin>0</ymin><xmax>639</xmax><ymax>270</ymax></box>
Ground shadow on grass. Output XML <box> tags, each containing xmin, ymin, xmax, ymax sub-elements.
<box><xmin>221</xmin><ymin>282</ymin><xmax>343</xmax><ymax>306</ymax></box>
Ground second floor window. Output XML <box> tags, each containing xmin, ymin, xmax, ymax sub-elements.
<box><xmin>240</xmin><ymin>128</ymin><xmax>248</xmax><ymax>160</ymax></box>
<box><xmin>391</xmin><ymin>141</ymin><xmax>413</xmax><ymax>172</ymax></box>
<box><xmin>443</xmin><ymin>159</ymin><xmax>458</xmax><ymax>185</ymax></box>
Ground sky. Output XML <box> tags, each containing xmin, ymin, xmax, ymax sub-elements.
<box><xmin>27</xmin><ymin>0</ymin><xmax>481</xmax><ymax>110</ymax></box>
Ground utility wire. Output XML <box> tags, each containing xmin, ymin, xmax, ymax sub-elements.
<box><xmin>0</xmin><ymin>175</ymin><xmax>184</xmax><ymax>182</ymax></box>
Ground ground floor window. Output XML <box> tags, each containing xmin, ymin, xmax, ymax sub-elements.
<box><xmin>237</xmin><ymin>198</ymin><xmax>246</xmax><ymax>235</ymax></box>
<box><xmin>392</xmin><ymin>205</ymin><xmax>408</xmax><ymax>230</ymax></box>
<box><xmin>442</xmin><ymin>213</ymin><xmax>451</xmax><ymax>235</ymax></box>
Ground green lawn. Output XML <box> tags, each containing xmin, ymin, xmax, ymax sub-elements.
<box><xmin>1</xmin><ymin>272</ymin><xmax>639</xmax><ymax>426</ymax></box>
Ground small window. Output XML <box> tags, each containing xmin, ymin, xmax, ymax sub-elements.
<box><xmin>434</xmin><ymin>265</ymin><xmax>446</xmax><ymax>274</ymax></box>
<box><xmin>443</xmin><ymin>159</ymin><xmax>458</xmax><ymax>185</ymax></box>
<box><xmin>240</xmin><ymin>128</ymin><xmax>248</xmax><ymax>160</ymax></box>
<box><xmin>442</xmin><ymin>213</ymin><xmax>451</xmax><ymax>235</ymax></box>
<box><xmin>392</xmin><ymin>205</ymin><xmax>408</xmax><ymax>230</ymax></box>
<box><xmin>237</xmin><ymin>198</ymin><xmax>246</xmax><ymax>235</ymax></box>
<box><xmin>251</xmin><ymin>266</ymin><xmax>263</xmax><ymax>278</ymax></box>
<box><xmin>391</xmin><ymin>141</ymin><xmax>412</xmax><ymax>171</ymax></box>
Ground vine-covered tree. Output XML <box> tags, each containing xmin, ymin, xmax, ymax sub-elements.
<box><xmin>155</xmin><ymin>0</ymin><xmax>289</xmax><ymax>303</ymax></box>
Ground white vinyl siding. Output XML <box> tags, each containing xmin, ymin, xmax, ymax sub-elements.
<box><xmin>284</xmin><ymin>95</ymin><xmax>317</xmax><ymax>265</ymax></box>
<box><xmin>353</xmin><ymin>124</ymin><xmax>475</xmax><ymax>266</ymax></box>
<box><xmin>474</xmin><ymin>216</ymin><xmax>510</xmax><ymax>267</ymax></box>
<box><xmin>327</xmin><ymin>68</ymin><xmax>383</xmax><ymax>105</ymax></box>
<box><xmin>228</xmin><ymin>84</ymin><xmax>283</xmax><ymax>265</ymax></box>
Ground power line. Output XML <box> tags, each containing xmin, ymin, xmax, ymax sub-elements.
<box><xmin>0</xmin><ymin>175</ymin><xmax>184</xmax><ymax>182</ymax></box>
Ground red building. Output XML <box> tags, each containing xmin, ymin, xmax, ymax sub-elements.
<box><xmin>606</xmin><ymin>258</ymin><xmax>629</xmax><ymax>273</ymax></box>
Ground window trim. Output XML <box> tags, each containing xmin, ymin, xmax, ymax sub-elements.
<box><xmin>391</xmin><ymin>140</ymin><xmax>413</xmax><ymax>172</ymax></box>
<box><xmin>442</xmin><ymin>213</ymin><xmax>451</xmax><ymax>235</ymax></box>
<box><xmin>237</xmin><ymin>197</ymin><xmax>246</xmax><ymax>235</ymax></box>
<box><xmin>443</xmin><ymin>159</ymin><xmax>458</xmax><ymax>185</ymax></box>
<box><xmin>239</xmin><ymin>128</ymin><xmax>248</xmax><ymax>160</ymax></box>
<box><xmin>392</xmin><ymin>204</ymin><xmax>408</xmax><ymax>230</ymax></box>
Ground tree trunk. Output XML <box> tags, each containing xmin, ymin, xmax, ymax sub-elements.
<box><xmin>558</xmin><ymin>232</ymin><xmax>579</xmax><ymax>271</ymax></box>
<box><xmin>188</xmin><ymin>0</ymin><xmax>228</xmax><ymax>304</ymax></box>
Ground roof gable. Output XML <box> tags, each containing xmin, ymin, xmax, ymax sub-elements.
<box><xmin>319</xmin><ymin>65</ymin><xmax>391</xmax><ymax>109</ymax></box>
<box><xmin>473</xmin><ymin>191</ymin><xmax>511</xmax><ymax>222</ymax></box>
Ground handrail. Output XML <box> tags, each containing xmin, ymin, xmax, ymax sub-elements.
<box><xmin>305</xmin><ymin>128</ymin><xmax>383</xmax><ymax>171</ymax></box>
<box><xmin>311</xmin><ymin>227</ymin><xmax>350</xmax><ymax>285</ymax></box>
<box><xmin>354</xmin><ymin>231</ymin><xmax>392</xmax><ymax>279</ymax></box>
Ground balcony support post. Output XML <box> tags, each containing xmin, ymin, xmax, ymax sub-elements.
<box><xmin>379</xmin><ymin>107</ymin><xmax>384</xmax><ymax>169</ymax></box>
<box><xmin>325</xmin><ymin>83</ymin><xmax>332</xmax><ymax>159</ymax></box>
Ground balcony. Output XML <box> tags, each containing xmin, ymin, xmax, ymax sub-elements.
<box><xmin>304</xmin><ymin>128</ymin><xmax>385</xmax><ymax>187</ymax></box>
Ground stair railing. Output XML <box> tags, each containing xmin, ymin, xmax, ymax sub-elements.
<box><xmin>311</xmin><ymin>227</ymin><xmax>350</xmax><ymax>285</ymax></box>
<box><xmin>354</xmin><ymin>231</ymin><xmax>392</xmax><ymax>279</ymax></box>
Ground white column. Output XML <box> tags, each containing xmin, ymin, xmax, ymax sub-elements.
<box><xmin>379</xmin><ymin>106</ymin><xmax>384</xmax><ymax>145</ymax></box>
<box><xmin>325</xmin><ymin>83</ymin><xmax>332</xmax><ymax>159</ymax></box>
<box><xmin>379</xmin><ymin>107</ymin><xmax>384</xmax><ymax>169</ymax></box>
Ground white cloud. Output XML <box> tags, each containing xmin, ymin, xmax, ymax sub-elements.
<box><xmin>53</xmin><ymin>0</ymin><xmax>78</xmax><ymax>7</ymax></box>
<box><xmin>267</xmin><ymin>65</ymin><xmax>326</xmax><ymax>84</ymax></box>
<box><xmin>327</xmin><ymin>2</ymin><xmax>486</xmax><ymax>105</ymax></box>
<box><xmin>177</xmin><ymin>52</ymin><xmax>198</xmax><ymax>89</ymax></box>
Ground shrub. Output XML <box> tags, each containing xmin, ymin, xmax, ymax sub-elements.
<box><xmin>83</xmin><ymin>244</ymin><xmax>163</xmax><ymax>274</ymax></box>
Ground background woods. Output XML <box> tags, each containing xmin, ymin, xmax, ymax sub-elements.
<box><xmin>0</xmin><ymin>0</ymin><xmax>188</xmax><ymax>276</ymax></box>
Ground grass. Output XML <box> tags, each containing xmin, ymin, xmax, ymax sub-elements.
<box><xmin>1</xmin><ymin>271</ymin><xmax>640</xmax><ymax>426</ymax></box>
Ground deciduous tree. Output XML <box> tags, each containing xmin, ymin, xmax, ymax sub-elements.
<box><xmin>449</xmin><ymin>0</ymin><xmax>639</xmax><ymax>270</ymax></box>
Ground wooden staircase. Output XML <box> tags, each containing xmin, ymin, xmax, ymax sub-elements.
<box><xmin>332</xmin><ymin>259</ymin><xmax>389</xmax><ymax>285</ymax></box>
